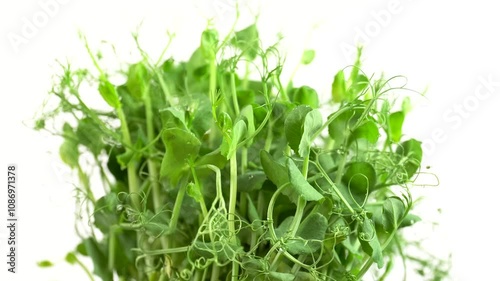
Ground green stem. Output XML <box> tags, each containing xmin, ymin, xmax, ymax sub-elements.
<box><xmin>209</xmin><ymin>58</ymin><xmax>218</xmax><ymax>121</ymax></box>
<box><xmin>155</xmin><ymin>72</ymin><xmax>174</xmax><ymax>106</ymax></box>
<box><xmin>240</xmin><ymin>147</ymin><xmax>248</xmax><ymax>218</ymax></box>
<box><xmin>191</xmin><ymin>166</ymin><xmax>208</xmax><ymax>219</ymax></box>
<box><xmin>143</xmin><ymin>82</ymin><xmax>164</xmax><ymax>213</ymax></box>
<box><xmin>73</xmin><ymin>254</ymin><xmax>96</xmax><ymax>281</ymax></box>
<box><xmin>169</xmin><ymin>183</ymin><xmax>187</xmax><ymax>232</ymax></box>
<box><xmin>274</xmin><ymin>74</ymin><xmax>289</xmax><ymax>102</ymax></box>
<box><xmin>138</xmin><ymin>246</ymin><xmax>189</xmax><ymax>256</ymax></box>
<box><xmin>288</xmin><ymin>197</ymin><xmax>306</xmax><ymax>237</ymax></box>
<box><xmin>229</xmin><ymin>71</ymin><xmax>240</xmax><ymax>116</ymax></box>
<box><xmin>264</xmin><ymin>120</ymin><xmax>274</xmax><ymax>151</ymax></box>
<box><xmin>290</xmin><ymin>151</ymin><xmax>309</xmax><ymax>238</ymax></box>
<box><xmin>267</xmin><ymin>184</ymin><xmax>291</xmax><ymax>271</ymax></box>
<box><xmin>143</xmin><ymin>81</ymin><xmax>170</xmax><ymax>261</ymax></box>
<box><xmin>108</xmin><ymin>226</ymin><xmax>117</xmax><ymax>270</ymax></box>
<box><xmin>210</xmin><ymin>263</ymin><xmax>220</xmax><ymax>281</ymax></box>
<box><xmin>316</xmin><ymin>162</ymin><xmax>355</xmax><ymax>214</ymax></box>
<box><xmin>228</xmin><ymin>154</ymin><xmax>239</xmax><ymax>281</ymax></box>
<box><xmin>302</xmin><ymin>150</ymin><xmax>310</xmax><ymax>178</ymax></box>
<box><xmin>116</xmin><ymin>107</ymin><xmax>141</xmax><ymax>210</ymax></box>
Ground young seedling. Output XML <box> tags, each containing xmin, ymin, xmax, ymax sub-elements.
<box><xmin>35</xmin><ymin>22</ymin><xmax>448</xmax><ymax>281</ymax></box>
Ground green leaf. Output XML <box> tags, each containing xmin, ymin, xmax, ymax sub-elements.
<box><xmin>237</xmin><ymin>89</ymin><xmax>255</xmax><ymax>107</ymax></box>
<box><xmin>400</xmin><ymin>213</ymin><xmax>422</xmax><ymax>228</ymax></box>
<box><xmin>37</xmin><ymin>260</ymin><xmax>54</xmax><ymax>267</ymax></box>
<box><xmin>65</xmin><ymin>252</ymin><xmax>77</xmax><ymax>265</ymax></box>
<box><xmin>98</xmin><ymin>80</ymin><xmax>120</xmax><ymax>109</ymax></box>
<box><xmin>295</xmin><ymin>272</ymin><xmax>316</xmax><ymax>281</ymax></box>
<box><xmin>331</xmin><ymin>70</ymin><xmax>346</xmax><ymax>103</ymax></box>
<box><xmin>269</xmin><ymin>272</ymin><xmax>296</xmax><ymax>281</ymax></box>
<box><xmin>298</xmin><ymin>109</ymin><xmax>322</xmax><ymax>157</ymax></box>
<box><xmin>76</xmin><ymin>117</ymin><xmax>104</xmax><ymax>156</ymax></box>
<box><xmin>286</xmin><ymin>213</ymin><xmax>328</xmax><ymax>255</ymax></box>
<box><xmin>286</xmin><ymin>158</ymin><xmax>323</xmax><ymax>203</ymax></box>
<box><xmin>240</xmin><ymin>105</ymin><xmax>256</xmax><ymax>146</ymax></box>
<box><xmin>76</xmin><ymin>242</ymin><xmax>88</xmax><ymax>256</ymax></box>
<box><xmin>187</xmin><ymin>48</ymin><xmax>209</xmax><ymax>77</ymax></box>
<box><xmin>116</xmin><ymin>149</ymin><xmax>137</xmax><ymax>169</ymax></box>
<box><xmin>275</xmin><ymin>216</ymin><xmax>294</xmax><ymax>239</ymax></box>
<box><xmin>350</xmin><ymin>73</ymin><xmax>369</xmax><ymax>96</ymax></box>
<box><xmin>190</xmin><ymin>95</ymin><xmax>213</xmax><ymax>138</ymax></box>
<box><xmin>200</xmin><ymin>29</ymin><xmax>218</xmax><ymax>60</ymax></box>
<box><xmin>285</xmin><ymin>105</ymin><xmax>312</xmax><ymax>154</ymax></box>
<box><xmin>93</xmin><ymin>193</ymin><xmax>119</xmax><ymax>233</ymax></box>
<box><xmin>342</xmin><ymin>162</ymin><xmax>377</xmax><ymax>195</ymax></box>
<box><xmin>396</xmin><ymin>138</ymin><xmax>423</xmax><ymax>180</ymax></box>
<box><xmin>59</xmin><ymin>133</ymin><xmax>79</xmax><ymax>169</ymax></box>
<box><xmin>260</xmin><ymin>150</ymin><xmax>289</xmax><ymax>188</ymax></box>
<box><xmin>231</xmin><ymin>24</ymin><xmax>260</xmax><ymax>60</ymax></box>
<box><xmin>301</xmin><ymin>49</ymin><xmax>316</xmax><ymax>65</ymax></box>
<box><xmin>350</xmin><ymin>120</ymin><xmax>379</xmax><ymax>144</ymax></box>
<box><xmin>125</xmin><ymin>62</ymin><xmax>148</xmax><ymax>99</ymax></box>
<box><xmin>358</xmin><ymin>218</ymin><xmax>384</xmax><ymax>268</ymax></box>
<box><xmin>83</xmin><ymin>237</ymin><xmax>112</xmax><ymax>281</ymax></box>
<box><xmin>382</xmin><ymin>196</ymin><xmax>406</xmax><ymax>232</ymax></box>
<box><xmin>219</xmin><ymin>112</ymin><xmax>233</xmax><ymax>156</ymax></box>
<box><xmin>291</xmin><ymin>86</ymin><xmax>320</xmax><ymax>108</ymax></box>
<box><xmin>402</xmin><ymin>96</ymin><xmax>412</xmax><ymax>114</ymax></box>
<box><xmin>161</xmin><ymin>106</ymin><xmax>188</xmax><ymax>131</ymax></box>
<box><xmin>389</xmin><ymin>111</ymin><xmax>405</xmax><ymax>142</ymax></box>
<box><xmin>237</xmin><ymin>171</ymin><xmax>267</xmax><ymax>192</ymax></box>
<box><xmin>186</xmin><ymin>182</ymin><xmax>203</xmax><ymax>204</ymax></box>
<box><xmin>195</xmin><ymin>150</ymin><xmax>227</xmax><ymax>170</ymax></box>
<box><xmin>221</xmin><ymin>119</ymin><xmax>247</xmax><ymax>159</ymax></box>
<box><xmin>160</xmin><ymin>128</ymin><xmax>201</xmax><ymax>185</ymax></box>
<box><xmin>116</xmin><ymin>135</ymin><xmax>144</xmax><ymax>169</ymax></box>
<box><xmin>142</xmin><ymin>210</ymin><xmax>170</xmax><ymax>237</ymax></box>
<box><xmin>327</xmin><ymin>107</ymin><xmax>363</xmax><ymax>148</ymax></box>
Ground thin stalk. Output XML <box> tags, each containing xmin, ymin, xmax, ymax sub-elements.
<box><xmin>139</xmin><ymin>246</ymin><xmax>190</xmax><ymax>256</ymax></box>
<box><xmin>316</xmin><ymin>161</ymin><xmax>355</xmax><ymax>214</ymax></box>
<box><xmin>240</xmin><ymin>147</ymin><xmax>248</xmax><ymax>218</ymax></box>
<box><xmin>250</xmin><ymin>191</ymin><xmax>265</xmax><ymax>250</ymax></box>
<box><xmin>288</xmin><ymin>197</ymin><xmax>306</xmax><ymax>238</ymax></box>
<box><xmin>74</xmin><ymin>255</ymin><xmax>96</xmax><ymax>281</ymax></box>
<box><xmin>209</xmin><ymin>59</ymin><xmax>218</xmax><ymax>120</ymax></box>
<box><xmin>108</xmin><ymin>226</ymin><xmax>117</xmax><ymax>270</ymax></box>
<box><xmin>143</xmin><ymin>82</ymin><xmax>169</xmax><ymax>252</ymax></box>
<box><xmin>116</xmin><ymin>107</ymin><xmax>141</xmax><ymax>210</ymax></box>
<box><xmin>210</xmin><ymin>264</ymin><xmax>220</xmax><ymax>281</ymax></box>
<box><xmin>264</xmin><ymin>121</ymin><xmax>274</xmax><ymax>151</ymax></box>
<box><xmin>287</xmin><ymin>152</ymin><xmax>309</xmax><ymax>250</ymax></box>
<box><xmin>155</xmin><ymin>72</ymin><xmax>174</xmax><ymax>106</ymax></box>
<box><xmin>191</xmin><ymin>166</ymin><xmax>208</xmax><ymax>219</ymax></box>
<box><xmin>169</xmin><ymin>183</ymin><xmax>187</xmax><ymax>232</ymax></box>
<box><xmin>143</xmin><ymin>82</ymin><xmax>162</xmax><ymax>218</ymax></box>
<box><xmin>274</xmin><ymin>74</ymin><xmax>289</xmax><ymax>102</ymax></box>
<box><xmin>228</xmin><ymin>154</ymin><xmax>239</xmax><ymax>281</ymax></box>
<box><xmin>267</xmin><ymin>184</ymin><xmax>291</xmax><ymax>271</ymax></box>
<box><xmin>229</xmin><ymin>71</ymin><xmax>240</xmax><ymax>116</ymax></box>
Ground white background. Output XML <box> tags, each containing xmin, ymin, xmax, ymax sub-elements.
<box><xmin>1</xmin><ymin>0</ymin><xmax>499</xmax><ymax>280</ymax></box>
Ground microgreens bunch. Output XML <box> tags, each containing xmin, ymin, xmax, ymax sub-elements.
<box><xmin>36</xmin><ymin>22</ymin><xmax>445</xmax><ymax>281</ymax></box>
